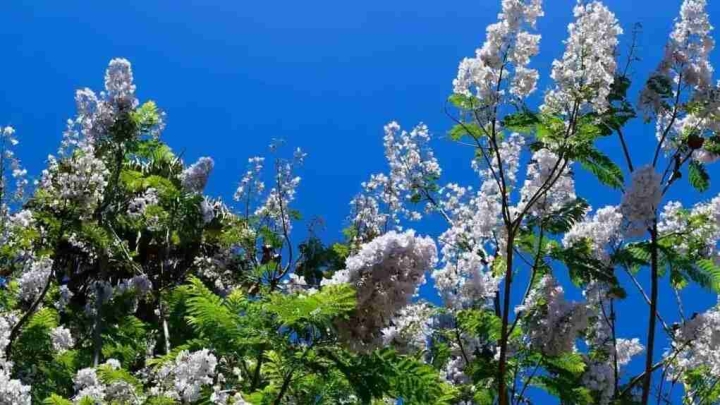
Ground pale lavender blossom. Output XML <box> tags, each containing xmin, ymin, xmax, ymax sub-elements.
<box><xmin>515</xmin><ymin>275</ymin><xmax>589</xmax><ymax>356</ymax></box>
<box><xmin>180</xmin><ymin>157</ymin><xmax>214</xmax><ymax>193</ymax></box>
<box><xmin>620</xmin><ymin>165</ymin><xmax>662</xmax><ymax>236</ymax></box>
<box><xmin>563</xmin><ymin>205</ymin><xmax>623</xmax><ymax>262</ymax></box>
<box><xmin>543</xmin><ymin>1</ymin><xmax>622</xmax><ymax>114</ymax></box>
<box><xmin>324</xmin><ymin>230</ymin><xmax>437</xmax><ymax>350</ymax></box>
<box><xmin>518</xmin><ymin>149</ymin><xmax>576</xmax><ymax>217</ymax></box>
<box><xmin>453</xmin><ymin>0</ymin><xmax>544</xmax><ymax>107</ymax></box>
<box><xmin>50</xmin><ymin>326</ymin><xmax>75</xmax><ymax>353</ymax></box>
<box><xmin>153</xmin><ymin>349</ymin><xmax>218</xmax><ymax>403</ymax></box>
<box><xmin>17</xmin><ymin>257</ymin><xmax>53</xmax><ymax>302</ymax></box>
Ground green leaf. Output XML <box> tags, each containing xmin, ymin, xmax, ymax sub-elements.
<box><xmin>696</xmin><ymin>259</ymin><xmax>720</xmax><ymax>292</ymax></box>
<box><xmin>43</xmin><ymin>395</ymin><xmax>73</xmax><ymax>405</ymax></box>
<box><xmin>536</xmin><ymin>198</ymin><xmax>590</xmax><ymax>234</ymax></box>
<box><xmin>449</xmin><ymin>123</ymin><xmax>484</xmax><ymax>141</ymax></box>
<box><xmin>448</xmin><ymin>94</ymin><xmax>476</xmax><ymax>110</ymax></box>
<box><xmin>689</xmin><ymin>160</ymin><xmax>710</xmax><ymax>192</ymax></box>
<box><xmin>575</xmin><ymin>147</ymin><xmax>624</xmax><ymax>189</ymax></box>
<box><xmin>456</xmin><ymin>309</ymin><xmax>502</xmax><ymax>342</ymax></box>
<box><xmin>266</xmin><ymin>284</ymin><xmax>356</xmax><ymax>329</ymax></box>
<box><xmin>544</xmin><ymin>352</ymin><xmax>586</xmax><ymax>376</ymax></box>
<box><xmin>502</xmin><ymin>111</ymin><xmax>540</xmax><ymax>134</ymax></box>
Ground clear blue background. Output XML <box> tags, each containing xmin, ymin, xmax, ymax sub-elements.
<box><xmin>2</xmin><ymin>0</ymin><xmax>720</xmax><ymax>402</ymax></box>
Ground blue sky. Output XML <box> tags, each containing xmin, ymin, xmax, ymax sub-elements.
<box><xmin>2</xmin><ymin>0</ymin><xmax>720</xmax><ymax>401</ymax></box>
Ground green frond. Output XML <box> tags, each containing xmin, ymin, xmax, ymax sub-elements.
<box><xmin>42</xmin><ymin>394</ymin><xmax>73</xmax><ymax>405</ymax></box>
<box><xmin>266</xmin><ymin>284</ymin><xmax>356</xmax><ymax>330</ymax></box>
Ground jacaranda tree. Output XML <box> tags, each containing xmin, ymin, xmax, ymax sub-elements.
<box><xmin>1</xmin><ymin>0</ymin><xmax>720</xmax><ymax>404</ymax></box>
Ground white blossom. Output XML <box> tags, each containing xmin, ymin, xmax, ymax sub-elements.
<box><xmin>50</xmin><ymin>326</ymin><xmax>75</xmax><ymax>352</ymax></box>
<box><xmin>666</xmin><ymin>307</ymin><xmax>720</xmax><ymax>383</ymax></box>
<box><xmin>518</xmin><ymin>149</ymin><xmax>576</xmax><ymax>217</ymax></box>
<box><xmin>74</xmin><ymin>368</ymin><xmax>104</xmax><ymax>403</ymax></box>
<box><xmin>453</xmin><ymin>0</ymin><xmax>544</xmax><ymax>107</ymax></box>
<box><xmin>233</xmin><ymin>157</ymin><xmax>265</xmax><ymax>205</ymax></box>
<box><xmin>17</xmin><ymin>257</ymin><xmax>53</xmax><ymax>302</ymax></box>
<box><xmin>104</xmin><ymin>58</ymin><xmax>138</xmax><ymax>110</ymax></box>
<box><xmin>180</xmin><ymin>157</ymin><xmax>214</xmax><ymax>193</ymax></box>
<box><xmin>283</xmin><ymin>273</ymin><xmax>317</xmax><ymax>295</ymax></box>
<box><xmin>127</xmin><ymin>188</ymin><xmax>159</xmax><ymax>219</ymax></box>
<box><xmin>620</xmin><ymin>165</ymin><xmax>662</xmax><ymax>236</ymax></box>
<box><xmin>515</xmin><ymin>275</ymin><xmax>589</xmax><ymax>356</ymax></box>
<box><xmin>381</xmin><ymin>302</ymin><xmax>434</xmax><ymax>352</ymax></box>
<box><xmin>363</xmin><ymin>121</ymin><xmax>442</xmax><ymax>225</ymax></box>
<box><xmin>39</xmin><ymin>145</ymin><xmax>109</xmax><ymax>219</ymax></box>
<box><xmin>0</xmin><ymin>360</ymin><xmax>31</xmax><ymax>405</ymax></box>
<box><xmin>543</xmin><ymin>1</ymin><xmax>622</xmax><ymax>114</ymax></box>
<box><xmin>104</xmin><ymin>359</ymin><xmax>121</xmax><ymax>370</ymax></box>
<box><xmin>0</xmin><ymin>126</ymin><xmax>28</xmax><ymax>214</ymax></box>
<box><xmin>563</xmin><ymin>205</ymin><xmax>623</xmax><ymax>262</ymax></box>
<box><xmin>324</xmin><ymin>230</ymin><xmax>437</xmax><ymax>350</ymax></box>
<box><xmin>154</xmin><ymin>349</ymin><xmax>218</xmax><ymax>403</ymax></box>
<box><xmin>56</xmin><ymin>285</ymin><xmax>74</xmax><ymax>312</ymax></box>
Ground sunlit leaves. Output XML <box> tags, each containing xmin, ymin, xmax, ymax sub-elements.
<box><xmin>689</xmin><ymin>160</ymin><xmax>710</xmax><ymax>192</ymax></box>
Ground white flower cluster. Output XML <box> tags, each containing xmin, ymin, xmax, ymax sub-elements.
<box><xmin>0</xmin><ymin>126</ymin><xmax>28</xmax><ymax>210</ymax></box>
<box><xmin>193</xmin><ymin>254</ymin><xmax>236</xmax><ymax>294</ymax></box>
<box><xmin>381</xmin><ymin>302</ymin><xmax>434</xmax><ymax>353</ymax></box>
<box><xmin>282</xmin><ymin>273</ymin><xmax>317</xmax><ymax>296</ymax></box>
<box><xmin>453</xmin><ymin>0</ymin><xmax>544</xmax><ymax>106</ymax></box>
<box><xmin>0</xmin><ymin>313</ymin><xmax>18</xmax><ymax>355</ymax></box>
<box><xmin>431</xmin><ymin>135</ymin><xmax>526</xmax><ymax>309</ymax></box>
<box><xmin>666</xmin><ymin>307</ymin><xmax>720</xmax><ymax>382</ymax></box>
<box><xmin>583</xmin><ymin>338</ymin><xmax>644</xmax><ymax>405</ymax></box>
<box><xmin>17</xmin><ymin>257</ymin><xmax>53</xmax><ymax>302</ymax></box>
<box><xmin>582</xmin><ymin>283</ymin><xmax>644</xmax><ymax>404</ymax></box>
<box><xmin>324</xmin><ymin>230</ymin><xmax>437</xmax><ymax>350</ymax></box>
<box><xmin>211</xmin><ymin>390</ymin><xmax>250</xmax><ymax>405</ymax></box>
<box><xmin>104</xmin><ymin>58</ymin><xmax>138</xmax><ymax>110</ymax></box>
<box><xmin>116</xmin><ymin>274</ymin><xmax>154</xmax><ymax>297</ymax></box>
<box><xmin>1</xmin><ymin>210</ymin><xmax>34</xmax><ymax>255</ymax></box>
<box><xmin>659</xmin><ymin>195</ymin><xmax>720</xmax><ymax>257</ymax></box>
<box><xmin>351</xmin><ymin>122</ymin><xmax>442</xmax><ymax>238</ymax></box>
<box><xmin>620</xmin><ymin>165</ymin><xmax>662</xmax><ymax>237</ymax></box>
<box><xmin>57</xmin><ymin>285</ymin><xmax>74</xmax><ymax>311</ymax></box>
<box><xmin>543</xmin><ymin>1</ymin><xmax>622</xmax><ymax>114</ymax></box>
<box><xmin>74</xmin><ymin>367</ymin><xmax>105</xmax><ymax>403</ymax></box>
<box><xmin>153</xmin><ymin>349</ymin><xmax>218</xmax><ymax>403</ymax></box>
<box><xmin>40</xmin><ymin>144</ymin><xmax>109</xmax><ymax>218</ymax></box>
<box><xmin>471</xmin><ymin>132</ymin><xmax>525</xmax><ymax>192</ymax></box>
<box><xmin>0</xmin><ymin>312</ymin><xmax>27</xmax><ymax>405</ymax></box>
<box><xmin>518</xmin><ymin>149</ymin><xmax>576</xmax><ymax>217</ymax></box>
<box><xmin>50</xmin><ymin>326</ymin><xmax>75</xmax><ymax>353</ymax></box>
<box><xmin>180</xmin><ymin>157</ymin><xmax>214</xmax><ymax>193</ymax></box>
<box><xmin>127</xmin><ymin>188</ymin><xmax>159</xmax><ymax>219</ymax></box>
<box><xmin>7</xmin><ymin>209</ymin><xmax>33</xmax><ymax>229</ymax></box>
<box><xmin>254</xmin><ymin>150</ymin><xmax>304</xmax><ymax>233</ymax></box>
<box><xmin>563</xmin><ymin>205</ymin><xmax>623</xmax><ymax>262</ymax></box>
<box><xmin>72</xmin><ymin>360</ymin><xmax>138</xmax><ymax>404</ymax></box>
<box><xmin>349</xmin><ymin>193</ymin><xmax>388</xmax><ymax>241</ymax></box>
<box><xmin>200</xmin><ymin>198</ymin><xmax>216</xmax><ymax>224</ymax></box>
<box><xmin>443</xmin><ymin>353</ymin><xmax>471</xmax><ymax>385</ymax></box>
<box><xmin>383</xmin><ymin>122</ymin><xmax>441</xmax><ymax>221</ymax></box>
<box><xmin>62</xmin><ymin>59</ymin><xmax>143</xmax><ymax>152</ymax></box>
<box><xmin>432</xmin><ymin>181</ymin><xmax>505</xmax><ymax>309</ymax></box>
<box><xmin>234</xmin><ymin>157</ymin><xmax>265</xmax><ymax>205</ymax></box>
<box><xmin>0</xmin><ymin>360</ymin><xmax>31</xmax><ymax>405</ymax></box>
<box><xmin>515</xmin><ymin>275</ymin><xmax>588</xmax><ymax>356</ymax></box>
<box><xmin>642</xmin><ymin>0</ymin><xmax>714</xmax><ymax>116</ymax></box>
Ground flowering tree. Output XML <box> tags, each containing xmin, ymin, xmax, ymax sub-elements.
<box><xmin>1</xmin><ymin>0</ymin><xmax>720</xmax><ymax>404</ymax></box>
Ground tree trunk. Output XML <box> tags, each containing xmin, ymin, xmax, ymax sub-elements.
<box><xmin>641</xmin><ymin>223</ymin><xmax>659</xmax><ymax>405</ymax></box>
<box><xmin>497</xmin><ymin>233</ymin><xmax>515</xmax><ymax>405</ymax></box>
